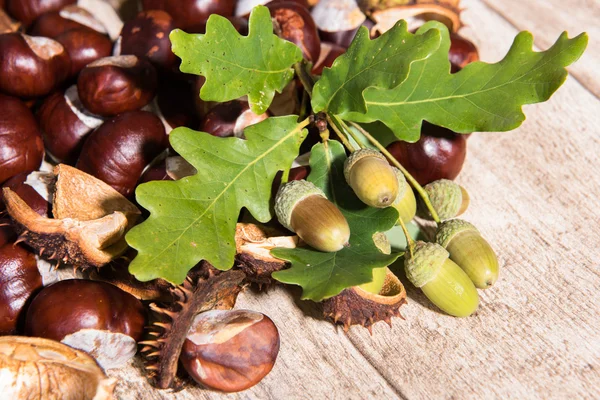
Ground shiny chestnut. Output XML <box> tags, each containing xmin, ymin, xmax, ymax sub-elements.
<box><xmin>29</xmin><ymin>5</ymin><xmax>107</xmax><ymax>38</ymax></box>
<box><xmin>24</xmin><ymin>279</ymin><xmax>146</xmax><ymax>368</ymax></box>
<box><xmin>0</xmin><ymin>94</ymin><xmax>44</xmax><ymax>184</ymax></box>
<box><xmin>76</xmin><ymin>111</ymin><xmax>167</xmax><ymax>197</ymax></box>
<box><xmin>200</xmin><ymin>100</ymin><xmax>269</xmax><ymax>138</ymax></box>
<box><xmin>180</xmin><ymin>309</ymin><xmax>280</xmax><ymax>392</ymax></box>
<box><xmin>141</xmin><ymin>0</ymin><xmax>236</xmax><ymax>32</ymax></box>
<box><xmin>386</xmin><ymin>122</ymin><xmax>467</xmax><ymax>185</ymax></box>
<box><xmin>268</xmin><ymin>1</ymin><xmax>320</xmax><ymax>63</ymax></box>
<box><xmin>6</xmin><ymin>0</ymin><xmax>76</xmax><ymax>27</ymax></box>
<box><xmin>449</xmin><ymin>32</ymin><xmax>479</xmax><ymax>72</ymax></box>
<box><xmin>55</xmin><ymin>27</ymin><xmax>113</xmax><ymax>77</ymax></box>
<box><xmin>77</xmin><ymin>55</ymin><xmax>157</xmax><ymax>117</ymax></box>
<box><xmin>0</xmin><ymin>172</ymin><xmax>49</xmax><ymax>216</ymax></box>
<box><xmin>0</xmin><ymin>33</ymin><xmax>70</xmax><ymax>98</ymax></box>
<box><xmin>0</xmin><ymin>244</ymin><xmax>43</xmax><ymax>334</ymax></box>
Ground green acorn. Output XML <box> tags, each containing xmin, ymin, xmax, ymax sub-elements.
<box><xmin>436</xmin><ymin>219</ymin><xmax>499</xmax><ymax>289</ymax></box>
<box><xmin>418</xmin><ymin>179</ymin><xmax>469</xmax><ymax>221</ymax></box>
<box><xmin>275</xmin><ymin>180</ymin><xmax>350</xmax><ymax>252</ymax></box>
<box><xmin>391</xmin><ymin>167</ymin><xmax>416</xmax><ymax>224</ymax></box>
<box><xmin>404</xmin><ymin>241</ymin><xmax>479</xmax><ymax>317</ymax></box>
<box><xmin>344</xmin><ymin>148</ymin><xmax>399</xmax><ymax>208</ymax></box>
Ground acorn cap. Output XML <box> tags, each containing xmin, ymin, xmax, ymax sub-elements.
<box><xmin>404</xmin><ymin>241</ymin><xmax>449</xmax><ymax>288</ymax></box>
<box><xmin>274</xmin><ymin>180</ymin><xmax>326</xmax><ymax>232</ymax></box>
<box><xmin>435</xmin><ymin>219</ymin><xmax>478</xmax><ymax>248</ymax></box>
<box><xmin>343</xmin><ymin>148</ymin><xmax>387</xmax><ymax>182</ymax></box>
<box><xmin>420</xmin><ymin>179</ymin><xmax>465</xmax><ymax>220</ymax></box>
<box><xmin>391</xmin><ymin>167</ymin><xmax>408</xmax><ymax>200</ymax></box>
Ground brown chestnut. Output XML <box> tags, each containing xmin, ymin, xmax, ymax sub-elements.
<box><xmin>76</xmin><ymin>110</ymin><xmax>167</xmax><ymax>197</ymax></box>
<box><xmin>0</xmin><ymin>172</ymin><xmax>48</xmax><ymax>216</ymax></box>
<box><xmin>141</xmin><ymin>0</ymin><xmax>236</xmax><ymax>32</ymax></box>
<box><xmin>24</xmin><ymin>279</ymin><xmax>146</xmax><ymax>368</ymax></box>
<box><xmin>0</xmin><ymin>33</ymin><xmax>71</xmax><ymax>98</ymax></box>
<box><xmin>311</xmin><ymin>0</ymin><xmax>367</xmax><ymax>49</ymax></box>
<box><xmin>268</xmin><ymin>1</ymin><xmax>321</xmax><ymax>63</ymax></box>
<box><xmin>119</xmin><ymin>10</ymin><xmax>177</xmax><ymax>72</ymax></box>
<box><xmin>449</xmin><ymin>32</ymin><xmax>479</xmax><ymax>73</ymax></box>
<box><xmin>29</xmin><ymin>5</ymin><xmax>107</xmax><ymax>38</ymax></box>
<box><xmin>386</xmin><ymin>122</ymin><xmax>467</xmax><ymax>186</ymax></box>
<box><xmin>180</xmin><ymin>309</ymin><xmax>280</xmax><ymax>392</ymax></box>
<box><xmin>0</xmin><ymin>94</ymin><xmax>44</xmax><ymax>184</ymax></box>
<box><xmin>0</xmin><ymin>244</ymin><xmax>42</xmax><ymax>334</ymax></box>
<box><xmin>6</xmin><ymin>0</ymin><xmax>75</xmax><ymax>27</ymax></box>
<box><xmin>77</xmin><ymin>55</ymin><xmax>157</xmax><ymax>117</ymax></box>
<box><xmin>200</xmin><ymin>100</ymin><xmax>269</xmax><ymax>138</ymax></box>
<box><xmin>55</xmin><ymin>28</ymin><xmax>113</xmax><ymax>77</ymax></box>
<box><xmin>312</xmin><ymin>41</ymin><xmax>346</xmax><ymax>75</ymax></box>
<box><xmin>36</xmin><ymin>86</ymin><xmax>102</xmax><ymax>164</ymax></box>
<box><xmin>156</xmin><ymin>75</ymin><xmax>203</xmax><ymax>130</ymax></box>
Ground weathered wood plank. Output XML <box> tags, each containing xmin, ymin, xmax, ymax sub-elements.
<box><xmin>481</xmin><ymin>0</ymin><xmax>600</xmax><ymax>97</ymax></box>
<box><xmin>344</xmin><ymin>0</ymin><xmax>600</xmax><ymax>398</ymax></box>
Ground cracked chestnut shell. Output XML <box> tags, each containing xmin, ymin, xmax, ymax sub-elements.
<box><xmin>76</xmin><ymin>110</ymin><xmax>167</xmax><ymax>197</ymax></box>
<box><xmin>0</xmin><ymin>171</ymin><xmax>49</xmax><ymax>216</ymax></box>
<box><xmin>142</xmin><ymin>0</ymin><xmax>236</xmax><ymax>32</ymax></box>
<box><xmin>77</xmin><ymin>55</ymin><xmax>158</xmax><ymax>117</ymax></box>
<box><xmin>180</xmin><ymin>309</ymin><xmax>280</xmax><ymax>392</ymax></box>
<box><xmin>0</xmin><ymin>244</ymin><xmax>42</xmax><ymax>334</ymax></box>
<box><xmin>386</xmin><ymin>122</ymin><xmax>467</xmax><ymax>185</ymax></box>
<box><xmin>0</xmin><ymin>33</ymin><xmax>70</xmax><ymax>98</ymax></box>
<box><xmin>6</xmin><ymin>0</ymin><xmax>76</xmax><ymax>27</ymax></box>
<box><xmin>0</xmin><ymin>94</ymin><xmax>44</xmax><ymax>184</ymax></box>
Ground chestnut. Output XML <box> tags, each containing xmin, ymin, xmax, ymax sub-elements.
<box><xmin>76</xmin><ymin>110</ymin><xmax>168</xmax><ymax>197</ymax></box>
<box><xmin>200</xmin><ymin>100</ymin><xmax>269</xmax><ymax>138</ymax></box>
<box><xmin>141</xmin><ymin>0</ymin><xmax>236</xmax><ymax>32</ymax></box>
<box><xmin>386</xmin><ymin>122</ymin><xmax>467</xmax><ymax>186</ymax></box>
<box><xmin>311</xmin><ymin>41</ymin><xmax>346</xmax><ymax>75</ymax></box>
<box><xmin>36</xmin><ymin>86</ymin><xmax>102</xmax><ymax>164</ymax></box>
<box><xmin>268</xmin><ymin>1</ymin><xmax>321</xmax><ymax>63</ymax></box>
<box><xmin>55</xmin><ymin>27</ymin><xmax>113</xmax><ymax>77</ymax></box>
<box><xmin>119</xmin><ymin>10</ymin><xmax>177</xmax><ymax>72</ymax></box>
<box><xmin>29</xmin><ymin>5</ymin><xmax>107</xmax><ymax>38</ymax></box>
<box><xmin>0</xmin><ymin>172</ymin><xmax>48</xmax><ymax>216</ymax></box>
<box><xmin>138</xmin><ymin>159</ymin><xmax>173</xmax><ymax>184</ymax></box>
<box><xmin>24</xmin><ymin>279</ymin><xmax>146</xmax><ymax>369</ymax></box>
<box><xmin>0</xmin><ymin>244</ymin><xmax>43</xmax><ymax>334</ymax></box>
<box><xmin>180</xmin><ymin>309</ymin><xmax>280</xmax><ymax>392</ymax></box>
<box><xmin>0</xmin><ymin>33</ymin><xmax>71</xmax><ymax>98</ymax></box>
<box><xmin>6</xmin><ymin>0</ymin><xmax>76</xmax><ymax>27</ymax></box>
<box><xmin>0</xmin><ymin>94</ymin><xmax>44</xmax><ymax>184</ymax></box>
<box><xmin>449</xmin><ymin>32</ymin><xmax>479</xmax><ymax>73</ymax></box>
<box><xmin>77</xmin><ymin>55</ymin><xmax>157</xmax><ymax>117</ymax></box>
<box><xmin>311</xmin><ymin>0</ymin><xmax>367</xmax><ymax>49</ymax></box>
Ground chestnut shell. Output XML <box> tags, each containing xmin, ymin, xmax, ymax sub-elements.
<box><xmin>0</xmin><ymin>94</ymin><xmax>44</xmax><ymax>184</ymax></box>
<box><xmin>0</xmin><ymin>244</ymin><xmax>42</xmax><ymax>334</ymax></box>
<box><xmin>25</xmin><ymin>279</ymin><xmax>146</xmax><ymax>342</ymax></box>
<box><xmin>268</xmin><ymin>1</ymin><xmax>320</xmax><ymax>63</ymax></box>
<box><xmin>76</xmin><ymin>110</ymin><xmax>167</xmax><ymax>197</ymax></box>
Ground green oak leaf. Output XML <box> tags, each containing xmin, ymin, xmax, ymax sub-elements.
<box><xmin>343</xmin><ymin>21</ymin><xmax>588</xmax><ymax>142</ymax></box>
<box><xmin>311</xmin><ymin>20</ymin><xmax>441</xmax><ymax>115</ymax></box>
<box><xmin>170</xmin><ymin>5</ymin><xmax>303</xmax><ymax>114</ymax></box>
<box><xmin>126</xmin><ymin>116</ymin><xmax>308</xmax><ymax>284</ymax></box>
<box><xmin>271</xmin><ymin>141</ymin><xmax>400</xmax><ymax>301</ymax></box>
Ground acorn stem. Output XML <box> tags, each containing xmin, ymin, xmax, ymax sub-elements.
<box><xmin>326</xmin><ymin>114</ymin><xmax>356</xmax><ymax>153</ymax></box>
<box><xmin>396</xmin><ymin>216</ymin><xmax>415</xmax><ymax>258</ymax></box>
<box><xmin>336</xmin><ymin>116</ymin><xmax>367</xmax><ymax>149</ymax></box>
<box><xmin>293</xmin><ymin>61</ymin><xmax>314</xmax><ymax>96</ymax></box>
<box><xmin>347</xmin><ymin>121</ymin><xmax>441</xmax><ymax>224</ymax></box>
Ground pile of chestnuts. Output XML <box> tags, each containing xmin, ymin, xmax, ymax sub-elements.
<box><xmin>0</xmin><ymin>0</ymin><xmax>488</xmax><ymax>397</ymax></box>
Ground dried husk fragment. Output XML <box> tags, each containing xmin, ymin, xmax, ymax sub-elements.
<box><xmin>0</xmin><ymin>9</ymin><xmax>20</xmax><ymax>34</ymax></box>
<box><xmin>3</xmin><ymin>165</ymin><xmax>140</xmax><ymax>268</ymax></box>
<box><xmin>0</xmin><ymin>336</ymin><xmax>116</xmax><ymax>399</ymax></box>
<box><xmin>323</xmin><ymin>269</ymin><xmax>407</xmax><ymax>333</ymax></box>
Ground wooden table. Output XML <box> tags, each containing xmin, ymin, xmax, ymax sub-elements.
<box><xmin>110</xmin><ymin>0</ymin><xmax>600</xmax><ymax>398</ymax></box>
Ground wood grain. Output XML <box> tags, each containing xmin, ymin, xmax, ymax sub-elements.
<box><xmin>481</xmin><ymin>0</ymin><xmax>600</xmax><ymax>98</ymax></box>
<box><xmin>105</xmin><ymin>0</ymin><xmax>600</xmax><ymax>398</ymax></box>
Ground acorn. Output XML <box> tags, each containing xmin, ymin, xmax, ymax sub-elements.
<box><xmin>418</xmin><ymin>179</ymin><xmax>469</xmax><ymax>221</ymax></box>
<box><xmin>404</xmin><ymin>241</ymin><xmax>479</xmax><ymax>317</ymax></box>
<box><xmin>344</xmin><ymin>148</ymin><xmax>399</xmax><ymax>208</ymax></box>
<box><xmin>391</xmin><ymin>167</ymin><xmax>416</xmax><ymax>224</ymax></box>
<box><xmin>436</xmin><ymin>219</ymin><xmax>499</xmax><ymax>289</ymax></box>
<box><xmin>275</xmin><ymin>180</ymin><xmax>350</xmax><ymax>252</ymax></box>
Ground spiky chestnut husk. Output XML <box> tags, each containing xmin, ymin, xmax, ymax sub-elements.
<box><xmin>275</xmin><ymin>180</ymin><xmax>350</xmax><ymax>252</ymax></box>
<box><xmin>323</xmin><ymin>268</ymin><xmax>406</xmax><ymax>333</ymax></box>
<box><xmin>436</xmin><ymin>219</ymin><xmax>499</xmax><ymax>289</ymax></box>
<box><xmin>140</xmin><ymin>270</ymin><xmax>245</xmax><ymax>389</ymax></box>
<box><xmin>391</xmin><ymin>167</ymin><xmax>417</xmax><ymax>224</ymax></box>
<box><xmin>417</xmin><ymin>179</ymin><xmax>469</xmax><ymax>221</ymax></box>
<box><xmin>344</xmin><ymin>148</ymin><xmax>399</xmax><ymax>208</ymax></box>
<box><xmin>404</xmin><ymin>241</ymin><xmax>478</xmax><ymax>317</ymax></box>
